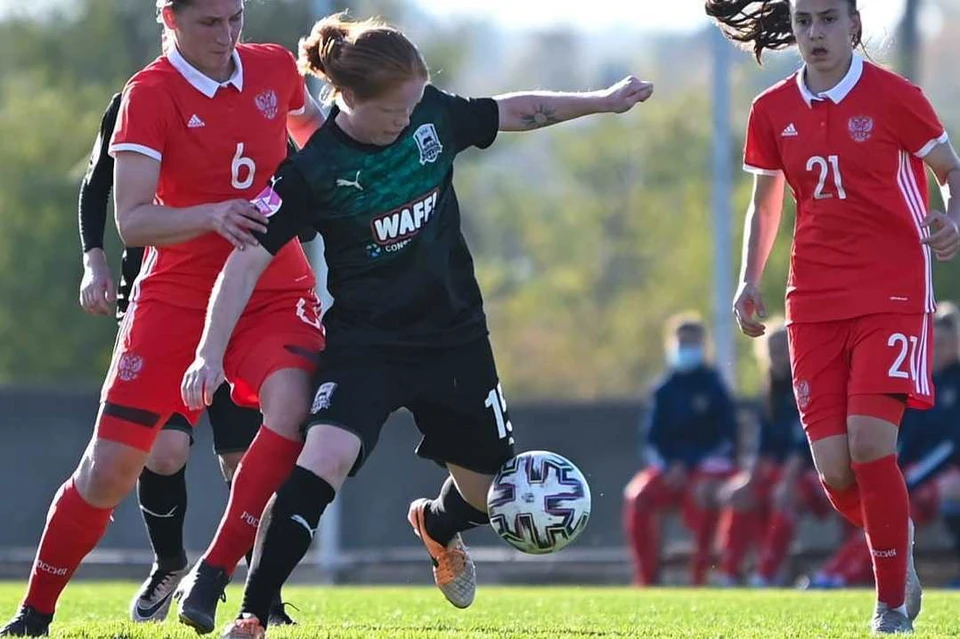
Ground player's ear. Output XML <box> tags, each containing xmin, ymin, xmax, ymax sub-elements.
<box><xmin>160</xmin><ymin>6</ymin><xmax>178</xmax><ymax>32</ymax></box>
<box><xmin>340</xmin><ymin>88</ymin><xmax>356</xmax><ymax>110</ymax></box>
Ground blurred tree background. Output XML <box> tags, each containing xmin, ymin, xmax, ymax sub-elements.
<box><xmin>0</xmin><ymin>0</ymin><xmax>957</xmax><ymax>399</ymax></box>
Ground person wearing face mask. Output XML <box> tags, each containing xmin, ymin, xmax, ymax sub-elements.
<box><xmin>714</xmin><ymin>321</ymin><xmax>832</xmax><ymax>587</ymax></box>
<box><xmin>623</xmin><ymin>313</ymin><xmax>738</xmax><ymax>586</ymax></box>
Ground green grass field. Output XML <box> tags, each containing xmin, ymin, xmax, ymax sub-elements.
<box><xmin>2</xmin><ymin>583</ymin><xmax>959</xmax><ymax>638</ymax></box>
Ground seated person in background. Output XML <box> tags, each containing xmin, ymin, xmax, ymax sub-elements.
<box><xmin>623</xmin><ymin>313</ymin><xmax>738</xmax><ymax>586</ymax></box>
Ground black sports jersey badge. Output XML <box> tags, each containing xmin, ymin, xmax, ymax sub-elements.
<box><xmin>414</xmin><ymin>123</ymin><xmax>443</xmax><ymax>164</ymax></box>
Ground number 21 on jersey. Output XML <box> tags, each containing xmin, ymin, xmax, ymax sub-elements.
<box><xmin>806</xmin><ymin>154</ymin><xmax>846</xmax><ymax>201</ymax></box>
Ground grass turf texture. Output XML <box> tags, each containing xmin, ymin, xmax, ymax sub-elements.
<box><xmin>1</xmin><ymin>583</ymin><xmax>959</xmax><ymax>637</ymax></box>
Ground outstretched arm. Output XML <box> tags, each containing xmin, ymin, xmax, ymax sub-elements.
<box><xmin>181</xmin><ymin>245</ymin><xmax>275</xmax><ymax>410</ymax></box>
<box><xmin>494</xmin><ymin>76</ymin><xmax>653</xmax><ymax>132</ymax></box>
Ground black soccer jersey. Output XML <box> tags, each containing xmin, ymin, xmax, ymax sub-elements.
<box><xmin>255</xmin><ymin>85</ymin><xmax>500</xmax><ymax>348</ymax></box>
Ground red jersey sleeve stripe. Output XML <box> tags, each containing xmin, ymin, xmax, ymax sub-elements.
<box><xmin>743</xmin><ymin>163</ymin><xmax>782</xmax><ymax>176</ymax></box>
<box><xmin>109</xmin><ymin>142</ymin><xmax>161</xmax><ymax>162</ymax></box>
<box><xmin>897</xmin><ymin>150</ymin><xmax>936</xmax><ymax>313</ymax></box>
<box><xmin>914</xmin><ymin>132</ymin><xmax>949</xmax><ymax>159</ymax></box>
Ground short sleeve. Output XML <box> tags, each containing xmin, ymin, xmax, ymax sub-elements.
<box><xmin>743</xmin><ymin>100</ymin><xmax>783</xmax><ymax>176</ymax></box>
<box><xmin>431</xmin><ymin>86</ymin><xmax>499</xmax><ymax>153</ymax></box>
<box><xmin>282</xmin><ymin>48</ymin><xmax>307</xmax><ymax>116</ymax></box>
<box><xmin>892</xmin><ymin>83</ymin><xmax>948</xmax><ymax>159</ymax></box>
<box><xmin>251</xmin><ymin>159</ymin><xmax>315</xmax><ymax>255</ymax></box>
<box><xmin>109</xmin><ymin>77</ymin><xmax>174</xmax><ymax>162</ymax></box>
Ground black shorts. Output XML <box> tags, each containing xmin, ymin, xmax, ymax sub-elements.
<box><xmin>305</xmin><ymin>337</ymin><xmax>516</xmax><ymax>476</ymax></box>
<box><xmin>162</xmin><ymin>383</ymin><xmax>261</xmax><ymax>455</ymax></box>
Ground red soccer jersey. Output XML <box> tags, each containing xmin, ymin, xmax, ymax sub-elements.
<box><xmin>743</xmin><ymin>55</ymin><xmax>947</xmax><ymax>323</ymax></box>
<box><xmin>110</xmin><ymin>43</ymin><xmax>316</xmax><ymax>310</ymax></box>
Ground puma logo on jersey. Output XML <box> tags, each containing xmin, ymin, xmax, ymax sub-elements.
<box><xmin>336</xmin><ymin>171</ymin><xmax>363</xmax><ymax>191</ymax></box>
<box><xmin>781</xmin><ymin>123</ymin><xmax>798</xmax><ymax>137</ymax></box>
<box><xmin>370</xmin><ymin>189</ymin><xmax>440</xmax><ymax>246</ymax></box>
<box><xmin>187</xmin><ymin>114</ymin><xmax>205</xmax><ymax>128</ymax></box>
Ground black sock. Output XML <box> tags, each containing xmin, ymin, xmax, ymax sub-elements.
<box><xmin>944</xmin><ymin>512</ymin><xmax>960</xmax><ymax>561</ymax></box>
<box><xmin>423</xmin><ymin>476</ymin><xmax>489</xmax><ymax>546</ymax></box>
<box><xmin>240</xmin><ymin>466</ymin><xmax>335</xmax><ymax>626</ymax></box>
<box><xmin>137</xmin><ymin>466</ymin><xmax>188</xmax><ymax>570</ymax></box>
<box><xmin>233</xmin><ymin>484</ymin><xmax>283</xmax><ymax>610</ymax></box>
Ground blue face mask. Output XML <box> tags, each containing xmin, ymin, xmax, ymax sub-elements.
<box><xmin>670</xmin><ymin>346</ymin><xmax>704</xmax><ymax>372</ymax></box>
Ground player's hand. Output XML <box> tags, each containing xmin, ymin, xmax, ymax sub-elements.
<box><xmin>921</xmin><ymin>209</ymin><xmax>960</xmax><ymax>261</ymax></box>
<box><xmin>733</xmin><ymin>281</ymin><xmax>767</xmax><ymax>338</ymax></box>
<box><xmin>600</xmin><ymin>76</ymin><xmax>654</xmax><ymax>114</ymax></box>
<box><xmin>181</xmin><ymin>355</ymin><xmax>225</xmax><ymax>411</ymax></box>
<box><xmin>79</xmin><ymin>249</ymin><xmax>116</xmax><ymax>316</ymax></box>
<box><xmin>206</xmin><ymin>199</ymin><xmax>270</xmax><ymax>250</ymax></box>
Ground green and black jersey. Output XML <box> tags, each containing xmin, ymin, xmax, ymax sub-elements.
<box><xmin>255</xmin><ymin>85</ymin><xmax>499</xmax><ymax>348</ymax></box>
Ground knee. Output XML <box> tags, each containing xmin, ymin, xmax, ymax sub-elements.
<box><xmin>819</xmin><ymin>464</ymin><xmax>855</xmax><ymax>490</ymax></box>
<box><xmin>624</xmin><ymin>471</ymin><xmax>658</xmax><ymax>507</ymax></box>
<box><xmin>145</xmin><ymin>429</ymin><xmax>190</xmax><ymax>475</ymax></box>
<box><xmin>77</xmin><ymin>443</ymin><xmax>146</xmax><ymax>506</ymax></box>
<box><xmin>299</xmin><ymin>425</ymin><xmax>362</xmax><ymax>490</ymax></box>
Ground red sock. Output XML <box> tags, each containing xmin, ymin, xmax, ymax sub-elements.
<box><xmin>757</xmin><ymin>510</ymin><xmax>796</xmax><ymax>581</ymax></box>
<box><xmin>821</xmin><ymin>480</ymin><xmax>864</xmax><ymax>528</ymax></box>
<box><xmin>623</xmin><ymin>494</ymin><xmax>660</xmax><ymax>585</ymax></box>
<box><xmin>204</xmin><ymin>426</ymin><xmax>302</xmax><ymax>574</ymax></box>
<box><xmin>718</xmin><ymin>508</ymin><xmax>756</xmax><ymax>578</ymax></box>
<box><xmin>852</xmin><ymin>455</ymin><xmax>909</xmax><ymax>608</ymax></box>
<box><xmin>23</xmin><ymin>479</ymin><xmax>113</xmax><ymax>615</ymax></box>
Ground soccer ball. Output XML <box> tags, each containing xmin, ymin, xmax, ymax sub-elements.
<box><xmin>486</xmin><ymin>450</ymin><xmax>591</xmax><ymax>555</ymax></box>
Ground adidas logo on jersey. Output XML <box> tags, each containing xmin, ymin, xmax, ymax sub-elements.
<box><xmin>187</xmin><ymin>114</ymin><xmax>205</xmax><ymax>128</ymax></box>
<box><xmin>781</xmin><ymin>123</ymin><xmax>798</xmax><ymax>137</ymax></box>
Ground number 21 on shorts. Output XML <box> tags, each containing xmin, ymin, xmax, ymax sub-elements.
<box><xmin>887</xmin><ymin>332</ymin><xmax>919</xmax><ymax>381</ymax></box>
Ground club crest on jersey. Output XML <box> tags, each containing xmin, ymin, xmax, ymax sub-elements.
<box><xmin>848</xmin><ymin>116</ymin><xmax>873</xmax><ymax>143</ymax></box>
<box><xmin>370</xmin><ymin>188</ymin><xmax>440</xmax><ymax>249</ymax></box>
<box><xmin>311</xmin><ymin>382</ymin><xmax>337</xmax><ymax>414</ymax></box>
<box><xmin>255</xmin><ymin>89</ymin><xmax>279</xmax><ymax>120</ymax></box>
<box><xmin>413</xmin><ymin>123</ymin><xmax>443</xmax><ymax>164</ymax></box>
<box><xmin>250</xmin><ymin>177</ymin><xmax>283</xmax><ymax>217</ymax></box>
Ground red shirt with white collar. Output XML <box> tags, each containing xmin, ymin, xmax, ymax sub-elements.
<box><xmin>743</xmin><ymin>55</ymin><xmax>947</xmax><ymax>323</ymax></box>
<box><xmin>110</xmin><ymin>43</ymin><xmax>315</xmax><ymax>310</ymax></box>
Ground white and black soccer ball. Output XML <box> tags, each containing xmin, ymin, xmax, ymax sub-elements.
<box><xmin>486</xmin><ymin>450</ymin><xmax>591</xmax><ymax>555</ymax></box>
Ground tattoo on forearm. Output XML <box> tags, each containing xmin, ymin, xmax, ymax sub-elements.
<box><xmin>519</xmin><ymin>104</ymin><xmax>559</xmax><ymax>129</ymax></box>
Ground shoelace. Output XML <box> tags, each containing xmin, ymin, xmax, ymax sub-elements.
<box><xmin>144</xmin><ymin>570</ymin><xmax>178</xmax><ymax>601</ymax></box>
<box><xmin>433</xmin><ymin>545</ymin><xmax>467</xmax><ymax>584</ymax></box>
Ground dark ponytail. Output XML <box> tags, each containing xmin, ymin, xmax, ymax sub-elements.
<box><xmin>705</xmin><ymin>0</ymin><xmax>863</xmax><ymax>64</ymax></box>
<box><xmin>705</xmin><ymin>0</ymin><xmax>795</xmax><ymax>64</ymax></box>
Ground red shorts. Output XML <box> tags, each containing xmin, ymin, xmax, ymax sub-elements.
<box><xmin>99</xmin><ymin>291</ymin><xmax>324</xmax><ymax>451</ymax></box>
<box><xmin>788</xmin><ymin>313</ymin><xmax>934</xmax><ymax>442</ymax></box>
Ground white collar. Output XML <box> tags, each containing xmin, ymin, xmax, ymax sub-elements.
<box><xmin>796</xmin><ymin>53</ymin><xmax>864</xmax><ymax>107</ymax></box>
<box><xmin>167</xmin><ymin>46</ymin><xmax>243</xmax><ymax>98</ymax></box>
